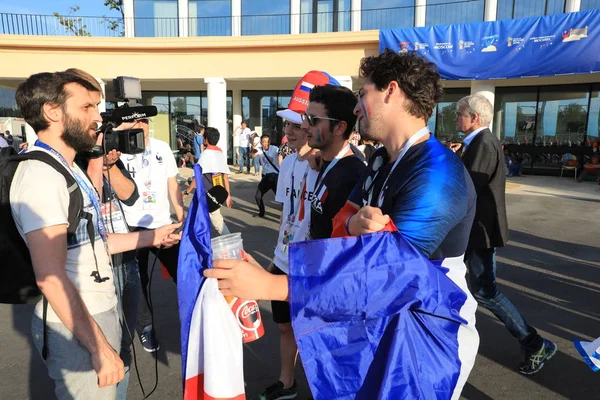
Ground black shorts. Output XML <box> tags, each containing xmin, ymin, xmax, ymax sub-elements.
<box><xmin>270</xmin><ymin>265</ymin><xmax>291</xmax><ymax>324</ymax></box>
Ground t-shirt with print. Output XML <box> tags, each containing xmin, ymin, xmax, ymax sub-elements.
<box><xmin>309</xmin><ymin>156</ymin><xmax>366</xmax><ymax>240</ymax></box>
<box><xmin>197</xmin><ymin>146</ymin><xmax>230</xmax><ymax>191</ymax></box>
<box><xmin>273</xmin><ymin>153</ymin><xmax>318</xmax><ymax>273</ymax></box>
<box><xmin>10</xmin><ymin>146</ymin><xmax>116</xmax><ymax>323</ymax></box>
<box><xmin>238</xmin><ymin>128</ymin><xmax>252</xmax><ymax>148</ymax></box>
<box><xmin>120</xmin><ymin>137</ymin><xmax>178</xmax><ymax>229</ymax></box>
<box><xmin>258</xmin><ymin>146</ymin><xmax>280</xmax><ymax>175</ymax></box>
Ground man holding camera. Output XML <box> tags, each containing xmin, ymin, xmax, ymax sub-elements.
<box><xmin>119</xmin><ymin>113</ymin><xmax>184</xmax><ymax>353</ymax></box>
<box><xmin>11</xmin><ymin>70</ymin><xmax>180</xmax><ymax>399</ymax></box>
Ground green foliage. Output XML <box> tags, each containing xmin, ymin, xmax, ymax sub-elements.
<box><xmin>53</xmin><ymin>1</ymin><xmax>125</xmax><ymax>37</ymax></box>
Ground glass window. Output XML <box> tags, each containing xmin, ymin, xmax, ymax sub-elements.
<box><xmin>0</xmin><ymin>88</ymin><xmax>21</xmax><ymax>118</ymax></box>
<box><xmin>141</xmin><ymin>92</ymin><xmax>173</xmax><ymax>147</ymax></box>
<box><xmin>189</xmin><ymin>0</ymin><xmax>232</xmax><ymax>36</ymax></box>
<box><xmin>536</xmin><ymin>85</ymin><xmax>589</xmax><ymax>146</ymax></box>
<box><xmin>428</xmin><ymin>88</ymin><xmax>470</xmax><ymax>143</ymax></box>
<box><xmin>242</xmin><ymin>90</ymin><xmax>293</xmax><ymax>144</ymax></box>
<box><xmin>300</xmin><ymin>0</ymin><xmax>351</xmax><ymax>33</ymax></box>
<box><xmin>497</xmin><ymin>0</ymin><xmax>565</xmax><ymax>20</ymax></box>
<box><xmin>134</xmin><ymin>0</ymin><xmax>178</xmax><ymax>37</ymax></box>
<box><xmin>581</xmin><ymin>0</ymin><xmax>600</xmax><ymax>10</ymax></box>
<box><xmin>494</xmin><ymin>87</ymin><xmax>538</xmax><ymax>145</ymax></box>
<box><xmin>242</xmin><ymin>0</ymin><xmax>290</xmax><ymax>35</ymax></box>
<box><xmin>362</xmin><ymin>0</ymin><xmax>414</xmax><ymax>30</ymax></box>
<box><xmin>426</xmin><ymin>0</ymin><xmax>484</xmax><ymax>26</ymax></box>
<box><xmin>586</xmin><ymin>85</ymin><xmax>600</xmax><ymax>146</ymax></box>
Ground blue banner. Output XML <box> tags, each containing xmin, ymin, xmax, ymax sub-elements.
<box><xmin>379</xmin><ymin>9</ymin><xmax>600</xmax><ymax>80</ymax></box>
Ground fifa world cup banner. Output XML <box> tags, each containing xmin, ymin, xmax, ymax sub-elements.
<box><xmin>379</xmin><ymin>9</ymin><xmax>600</xmax><ymax>80</ymax></box>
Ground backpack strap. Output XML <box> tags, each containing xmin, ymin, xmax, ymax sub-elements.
<box><xmin>263</xmin><ymin>151</ymin><xmax>279</xmax><ymax>173</ymax></box>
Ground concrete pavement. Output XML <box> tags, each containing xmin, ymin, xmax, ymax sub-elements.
<box><xmin>0</xmin><ymin>170</ymin><xmax>598</xmax><ymax>399</ymax></box>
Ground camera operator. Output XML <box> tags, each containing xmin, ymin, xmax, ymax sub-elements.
<box><xmin>11</xmin><ymin>70</ymin><xmax>181</xmax><ymax>400</ymax></box>
<box><xmin>118</xmin><ymin>113</ymin><xmax>184</xmax><ymax>353</ymax></box>
<box><xmin>67</xmin><ymin>67</ymin><xmax>143</xmax><ymax>400</ymax></box>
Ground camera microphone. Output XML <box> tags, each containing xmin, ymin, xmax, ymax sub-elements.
<box><xmin>111</xmin><ymin>105</ymin><xmax>158</xmax><ymax>124</ymax></box>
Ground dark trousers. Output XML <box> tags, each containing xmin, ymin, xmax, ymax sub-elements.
<box><xmin>132</xmin><ymin>227</ymin><xmax>179</xmax><ymax>334</ymax></box>
<box><xmin>466</xmin><ymin>248</ymin><xmax>543</xmax><ymax>353</ymax></box>
<box><xmin>255</xmin><ymin>173</ymin><xmax>278</xmax><ymax>216</ymax></box>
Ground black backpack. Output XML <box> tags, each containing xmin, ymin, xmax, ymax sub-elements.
<box><xmin>0</xmin><ymin>151</ymin><xmax>84</xmax><ymax>304</ymax></box>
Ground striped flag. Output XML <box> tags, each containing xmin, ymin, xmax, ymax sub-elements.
<box><xmin>178</xmin><ymin>165</ymin><xmax>246</xmax><ymax>400</ymax></box>
<box><xmin>289</xmin><ymin>228</ymin><xmax>479</xmax><ymax>399</ymax></box>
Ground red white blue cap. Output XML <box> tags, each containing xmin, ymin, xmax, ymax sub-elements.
<box><xmin>277</xmin><ymin>71</ymin><xmax>340</xmax><ymax>124</ymax></box>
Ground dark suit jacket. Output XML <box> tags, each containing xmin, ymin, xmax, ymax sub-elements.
<box><xmin>461</xmin><ymin>128</ymin><xmax>509</xmax><ymax>250</ymax></box>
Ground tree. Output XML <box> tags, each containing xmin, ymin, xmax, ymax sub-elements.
<box><xmin>53</xmin><ymin>1</ymin><xmax>124</xmax><ymax>37</ymax></box>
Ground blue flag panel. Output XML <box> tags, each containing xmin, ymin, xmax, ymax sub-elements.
<box><xmin>379</xmin><ymin>9</ymin><xmax>600</xmax><ymax>80</ymax></box>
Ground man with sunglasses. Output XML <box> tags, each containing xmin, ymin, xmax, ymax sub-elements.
<box><xmin>300</xmin><ymin>85</ymin><xmax>366</xmax><ymax>241</ymax></box>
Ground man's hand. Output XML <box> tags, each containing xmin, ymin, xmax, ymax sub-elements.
<box><xmin>348</xmin><ymin>206</ymin><xmax>390</xmax><ymax>236</ymax></box>
<box><xmin>308</xmin><ymin>149</ymin><xmax>323</xmax><ymax>171</ymax></box>
<box><xmin>104</xmin><ymin>149</ymin><xmax>121</xmax><ymax>169</ymax></box>
<box><xmin>204</xmin><ymin>253</ymin><xmax>277</xmax><ymax>301</ymax></box>
<box><xmin>153</xmin><ymin>222</ymin><xmax>182</xmax><ymax>248</ymax></box>
<box><xmin>226</xmin><ymin>195</ymin><xmax>233</xmax><ymax>208</ymax></box>
<box><xmin>91</xmin><ymin>343</ymin><xmax>124</xmax><ymax>388</ymax></box>
<box><xmin>449</xmin><ymin>143</ymin><xmax>462</xmax><ymax>153</ymax></box>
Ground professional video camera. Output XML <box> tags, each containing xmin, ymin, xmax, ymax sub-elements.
<box><xmin>97</xmin><ymin>76</ymin><xmax>158</xmax><ymax>155</ymax></box>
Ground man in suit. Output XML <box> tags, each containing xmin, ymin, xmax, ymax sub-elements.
<box><xmin>455</xmin><ymin>94</ymin><xmax>556</xmax><ymax>375</ymax></box>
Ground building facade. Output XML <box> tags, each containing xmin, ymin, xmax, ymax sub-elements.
<box><xmin>0</xmin><ymin>0</ymin><xmax>598</xmax><ymax>170</ymax></box>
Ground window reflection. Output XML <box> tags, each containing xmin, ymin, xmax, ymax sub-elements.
<box><xmin>586</xmin><ymin>85</ymin><xmax>600</xmax><ymax>145</ymax></box>
<box><xmin>581</xmin><ymin>0</ymin><xmax>600</xmax><ymax>10</ymax></box>
<box><xmin>428</xmin><ymin>88</ymin><xmax>469</xmax><ymax>143</ymax></box>
<box><xmin>242</xmin><ymin>0</ymin><xmax>290</xmax><ymax>35</ymax></box>
<box><xmin>494</xmin><ymin>87</ymin><xmax>538</xmax><ymax>145</ymax></box>
<box><xmin>362</xmin><ymin>0</ymin><xmax>414</xmax><ymax>30</ymax></box>
<box><xmin>189</xmin><ymin>0</ymin><xmax>232</xmax><ymax>36</ymax></box>
<box><xmin>536</xmin><ymin>86</ymin><xmax>589</xmax><ymax>146</ymax></box>
<box><xmin>426</xmin><ymin>0</ymin><xmax>484</xmax><ymax>26</ymax></box>
<box><xmin>300</xmin><ymin>0</ymin><xmax>351</xmax><ymax>33</ymax></box>
<box><xmin>497</xmin><ymin>0</ymin><xmax>564</xmax><ymax>21</ymax></box>
<box><xmin>242</xmin><ymin>90</ymin><xmax>293</xmax><ymax>144</ymax></box>
<box><xmin>134</xmin><ymin>0</ymin><xmax>178</xmax><ymax>37</ymax></box>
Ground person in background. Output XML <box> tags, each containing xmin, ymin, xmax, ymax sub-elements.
<box><xmin>250</xmin><ymin>134</ymin><xmax>279</xmax><ymax>219</ymax></box>
<box><xmin>250</xmin><ymin>132</ymin><xmax>262</xmax><ymax>176</ymax></box>
<box><xmin>278</xmin><ymin>135</ymin><xmax>294</xmax><ymax>165</ymax></box>
<box><xmin>193</xmin><ymin>124</ymin><xmax>205</xmax><ymax>162</ymax></box>
<box><xmin>234</xmin><ymin>121</ymin><xmax>252</xmax><ymax>174</ymax></box>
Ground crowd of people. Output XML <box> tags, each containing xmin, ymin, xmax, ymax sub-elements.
<box><xmin>3</xmin><ymin>49</ymin><xmax>597</xmax><ymax>400</ymax></box>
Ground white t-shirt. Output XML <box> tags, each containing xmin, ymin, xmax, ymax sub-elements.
<box><xmin>259</xmin><ymin>146</ymin><xmax>280</xmax><ymax>175</ymax></box>
<box><xmin>10</xmin><ymin>146</ymin><xmax>116</xmax><ymax>322</ymax></box>
<box><xmin>0</xmin><ymin>136</ymin><xmax>8</xmax><ymax>148</ymax></box>
<box><xmin>198</xmin><ymin>147</ymin><xmax>230</xmax><ymax>175</ymax></box>
<box><xmin>120</xmin><ymin>137</ymin><xmax>178</xmax><ymax>229</ymax></box>
<box><xmin>233</xmin><ymin>131</ymin><xmax>240</xmax><ymax>147</ymax></box>
<box><xmin>238</xmin><ymin>128</ymin><xmax>252</xmax><ymax>148</ymax></box>
<box><xmin>273</xmin><ymin>153</ymin><xmax>318</xmax><ymax>273</ymax></box>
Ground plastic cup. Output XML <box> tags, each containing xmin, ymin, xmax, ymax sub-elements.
<box><xmin>211</xmin><ymin>233</ymin><xmax>265</xmax><ymax>343</ymax></box>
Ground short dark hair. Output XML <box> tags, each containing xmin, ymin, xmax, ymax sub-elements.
<box><xmin>359</xmin><ymin>49</ymin><xmax>443</xmax><ymax>121</ymax></box>
<box><xmin>260</xmin><ymin>134</ymin><xmax>270</xmax><ymax>142</ymax></box>
<box><xmin>204</xmin><ymin>127</ymin><xmax>220</xmax><ymax>145</ymax></box>
<box><xmin>309</xmin><ymin>85</ymin><xmax>357</xmax><ymax>139</ymax></box>
<box><xmin>15</xmin><ymin>71</ymin><xmax>101</xmax><ymax>133</ymax></box>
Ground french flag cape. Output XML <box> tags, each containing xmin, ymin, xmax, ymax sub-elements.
<box><xmin>288</xmin><ymin>228</ymin><xmax>479</xmax><ymax>399</ymax></box>
<box><xmin>178</xmin><ymin>165</ymin><xmax>246</xmax><ymax>400</ymax></box>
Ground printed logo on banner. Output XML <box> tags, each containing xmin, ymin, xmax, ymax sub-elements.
<box><xmin>458</xmin><ymin>39</ymin><xmax>476</xmax><ymax>54</ymax></box>
<box><xmin>481</xmin><ymin>34</ymin><xmax>499</xmax><ymax>52</ymax></box>
<box><xmin>398</xmin><ymin>41</ymin><xmax>411</xmax><ymax>53</ymax></box>
<box><xmin>529</xmin><ymin>34</ymin><xmax>555</xmax><ymax>49</ymax></box>
<box><xmin>562</xmin><ymin>26</ymin><xmax>588</xmax><ymax>42</ymax></box>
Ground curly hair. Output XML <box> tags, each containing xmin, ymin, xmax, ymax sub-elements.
<box><xmin>359</xmin><ymin>49</ymin><xmax>443</xmax><ymax>120</ymax></box>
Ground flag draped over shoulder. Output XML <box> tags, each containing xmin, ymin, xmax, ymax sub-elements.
<box><xmin>289</xmin><ymin>230</ymin><xmax>476</xmax><ymax>400</ymax></box>
<box><xmin>178</xmin><ymin>165</ymin><xmax>245</xmax><ymax>400</ymax></box>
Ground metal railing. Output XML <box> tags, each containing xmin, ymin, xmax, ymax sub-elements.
<box><xmin>0</xmin><ymin>1</ymin><xmax>490</xmax><ymax>38</ymax></box>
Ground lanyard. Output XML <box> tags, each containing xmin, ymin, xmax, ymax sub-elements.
<box><xmin>289</xmin><ymin>156</ymin><xmax>310</xmax><ymax>219</ymax></box>
<box><xmin>313</xmin><ymin>144</ymin><xmax>351</xmax><ymax>195</ymax></box>
<box><xmin>367</xmin><ymin>127</ymin><xmax>430</xmax><ymax>207</ymax></box>
<box><xmin>34</xmin><ymin>140</ymin><xmax>107</xmax><ymax>242</ymax></box>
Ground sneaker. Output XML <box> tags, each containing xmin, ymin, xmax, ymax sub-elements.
<box><xmin>518</xmin><ymin>339</ymin><xmax>557</xmax><ymax>375</ymax></box>
<box><xmin>139</xmin><ymin>326</ymin><xmax>160</xmax><ymax>353</ymax></box>
<box><xmin>253</xmin><ymin>213</ymin><xmax>265</xmax><ymax>219</ymax></box>
<box><xmin>255</xmin><ymin>381</ymin><xmax>297</xmax><ymax>400</ymax></box>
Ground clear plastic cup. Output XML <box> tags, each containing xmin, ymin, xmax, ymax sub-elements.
<box><xmin>211</xmin><ymin>233</ymin><xmax>265</xmax><ymax>343</ymax></box>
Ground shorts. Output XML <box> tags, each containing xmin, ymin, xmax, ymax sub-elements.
<box><xmin>270</xmin><ymin>264</ymin><xmax>291</xmax><ymax>324</ymax></box>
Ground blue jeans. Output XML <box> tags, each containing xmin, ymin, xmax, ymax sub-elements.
<box><xmin>253</xmin><ymin>156</ymin><xmax>261</xmax><ymax>174</ymax></box>
<box><xmin>31</xmin><ymin>307</ymin><xmax>121</xmax><ymax>400</ymax></box>
<box><xmin>238</xmin><ymin>147</ymin><xmax>250</xmax><ymax>173</ymax></box>
<box><xmin>113</xmin><ymin>259</ymin><xmax>141</xmax><ymax>400</ymax></box>
<box><xmin>466</xmin><ymin>248</ymin><xmax>543</xmax><ymax>353</ymax></box>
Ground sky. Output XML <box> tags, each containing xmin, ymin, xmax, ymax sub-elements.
<box><xmin>0</xmin><ymin>0</ymin><xmax>121</xmax><ymax>17</ymax></box>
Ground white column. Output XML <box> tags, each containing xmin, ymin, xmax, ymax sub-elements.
<box><xmin>351</xmin><ymin>0</ymin><xmax>361</xmax><ymax>32</ymax></box>
<box><xmin>415</xmin><ymin>0</ymin><xmax>426</xmax><ymax>27</ymax></box>
<box><xmin>25</xmin><ymin>124</ymin><xmax>37</xmax><ymax>144</ymax></box>
<box><xmin>123</xmin><ymin>0</ymin><xmax>135</xmax><ymax>38</ymax></box>
<box><xmin>484</xmin><ymin>0</ymin><xmax>497</xmax><ymax>21</ymax></box>
<box><xmin>565</xmin><ymin>0</ymin><xmax>581</xmax><ymax>13</ymax></box>
<box><xmin>232</xmin><ymin>89</ymin><xmax>243</xmax><ymax>131</ymax></box>
<box><xmin>334</xmin><ymin>76</ymin><xmax>353</xmax><ymax>91</ymax></box>
<box><xmin>205</xmin><ymin>78</ymin><xmax>228</xmax><ymax>152</ymax></box>
<box><xmin>471</xmin><ymin>81</ymin><xmax>496</xmax><ymax>135</ymax></box>
<box><xmin>96</xmin><ymin>78</ymin><xmax>106</xmax><ymax>113</ymax></box>
<box><xmin>291</xmin><ymin>0</ymin><xmax>301</xmax><ymax>34</ymax></box>
<box><xmin>232</xmin><ymin>0</ymin><xmax>242</xmax><ymax>36</ymax></box>
<box><xmin>178</xmin><ymin>0</ymin><xmax>189</xmax><ymax>37</ymax></box>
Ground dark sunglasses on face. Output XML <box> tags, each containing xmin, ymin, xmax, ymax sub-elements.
<box><xmin>301</xmin><ymin>113</ymin><xmax>340</xmax><ymax>127</ymax></box>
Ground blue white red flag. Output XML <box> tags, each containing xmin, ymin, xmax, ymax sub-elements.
<box><xmin>178</xmin><ymin>165</ymin><xmax>246</xmax><ymax>400</ymax></box>
<box><xmin>289</xmin><ymin>229</ymin><xmax>478</xmax><ymax>399</ymax></box>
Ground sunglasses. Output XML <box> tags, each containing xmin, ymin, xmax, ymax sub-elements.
<box><xmin>301</xmin><ymin>113</ymin><xmax>340</xmax><ymax>127</ymax></box>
